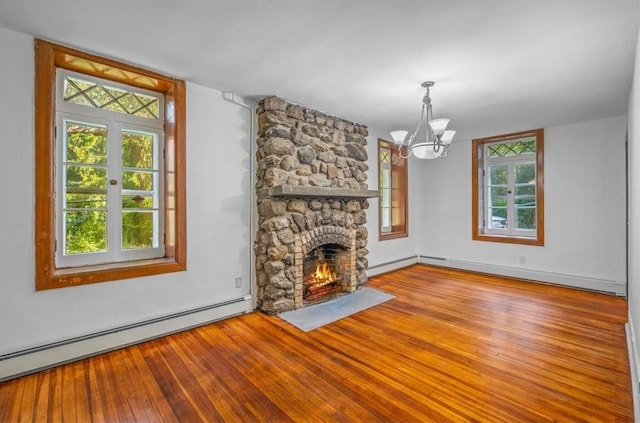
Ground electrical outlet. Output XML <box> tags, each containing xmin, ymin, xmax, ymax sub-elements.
<box><xmin>235</xmin><ymin>277</ymin><xmax>242</xmax><ymax>288</ymax></box>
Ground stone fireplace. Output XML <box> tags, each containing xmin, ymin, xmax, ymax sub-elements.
<box><xmin>255</xmin><ymin>96</ymin><xmax>377</xmax><ymax>314</ymax></box>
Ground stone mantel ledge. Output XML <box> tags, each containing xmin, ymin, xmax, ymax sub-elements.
<box><xmin>259</xmin><ymin>185</ymin><xmax>379</xmax><ymax>199</ymax></box>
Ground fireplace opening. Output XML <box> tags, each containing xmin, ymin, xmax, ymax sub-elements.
<box><xmin>303</xmin><ymin>243</ymin><xmax>350</xmax><ymax>305</ymax></box>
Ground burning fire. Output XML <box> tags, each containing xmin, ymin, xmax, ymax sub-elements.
<box><xmin>305</xmin><ymin>261</ymin><xmax>340</xmax><ymax>302</ymax></box>
<box><xmin>310</xmin><ymin>262</ymin><xmax>337</xmax><ymax>287</ymax></box>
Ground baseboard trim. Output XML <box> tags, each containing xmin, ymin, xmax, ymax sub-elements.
<box><xmin>367</xmin><ymin>256</ymin><xmax>418</xmax><ymax>277</ymax></box>
<box><xmin>0</xmin><ymin>296</ymin><xmax>253</xmax><ymax>381</ymax></box>
<box><xmin>627</xmin><ymin>317</ymin><xmax>640</xmax><ymax>422</ymax></box>
<box><xmin>417</xmin><ymin>256</ymin><xmax>626</xmax><ymax>296</ymax></box>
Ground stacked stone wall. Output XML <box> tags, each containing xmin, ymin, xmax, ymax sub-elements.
<box><xmin>255</xmin><ymin>96</ymin><xmax>371</xmax><ymax>314</ymax></box>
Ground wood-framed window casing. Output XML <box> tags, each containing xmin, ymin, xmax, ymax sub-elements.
<box><xmin>472</xmin><ymin>128</ymin><xmax>544</xmax><ymax>246</ymax></box>
<box><xmin>378</xmin><ymin>139</ymin><xmax>408</xmax><ymax>241</ymax></box>
<box><xmin>35</xmin><ymin>39</ymin><xmax>187</xmax><ymax>290</ymax></box>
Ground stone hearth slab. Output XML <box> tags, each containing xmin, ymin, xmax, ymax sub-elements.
<box><xmin>278</xmin><ymin>287</ymin><xmax>395</xmax><ymax>332</ymax></box>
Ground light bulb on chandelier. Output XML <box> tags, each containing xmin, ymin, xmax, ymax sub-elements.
<box><xmin>390</xmin><ymin>81</ymin><xmax>455</xmax><ymax>159</ymax></box>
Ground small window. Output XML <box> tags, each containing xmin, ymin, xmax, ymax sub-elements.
<box><xmin>472</xmin><ymin>129</ymin><xmax>544</xmax><ymax>246</ymax></box>
<box><xmin>35</xmin><ymin>39</ymin><xmax>187</xmax><ymax>290</ymax></box>
<box><xmin>378</xmin><ymin>139</ymin><xmax>408</xmax><ymax>240</ymax></box>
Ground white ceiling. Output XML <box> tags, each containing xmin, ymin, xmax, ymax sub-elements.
<box><xmin>1</xmin><ymin>1</ymin><xmax>638</xmax><ymax>141</ymax></box>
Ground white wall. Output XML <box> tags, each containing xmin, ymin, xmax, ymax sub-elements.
<box><xmin>627</xmin><ymin>25</ymin><xmax>640</xmax><ymax>407</ymax></box>
<box><xmin>0</xmin><ymin>27</ymin><xmax>253</xmax><ymax>357</ymax></box>
<box><xmin>413</xmin><ymin>115</ymin><xmax>628</xmax><ymax>293</ymax></box>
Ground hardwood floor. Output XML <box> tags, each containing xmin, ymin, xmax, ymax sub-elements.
<box><xmin>0</xmin><ymin>265</ymin><xmax>633</xmax><ymax>422</ymax></box>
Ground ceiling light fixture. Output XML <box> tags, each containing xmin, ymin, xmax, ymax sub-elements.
<box><xmin>390</xmin><ymin>81</ymin><xmax>455</xmax><ymax>159</ymax></box>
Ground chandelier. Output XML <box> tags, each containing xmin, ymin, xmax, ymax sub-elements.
<box><xmin>390</xmin><ymin>81</ymin><xmax>455</xmax><ymax>159</ymax></box>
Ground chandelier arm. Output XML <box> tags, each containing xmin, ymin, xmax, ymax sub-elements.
<box><xmin>405</xmin><ymin>103</ymin><xmax>427</xmax><ymax>145</ymax></box>
<box><xmin>397</xmin><ymin>145</ymin><xmax>412</xmax><ymax>159</ymax></box>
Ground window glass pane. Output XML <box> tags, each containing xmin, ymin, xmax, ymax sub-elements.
<box><xmin>380</xmin><ymin>148</ymin><xmax>390</xmax><ymax>164</ymax></box>
<box><xmin>380</xmin><ymin>168</ymin><xmax>390</xmax><ymax>189</ymax></box>
<box><xmin>489</xmin><ymin>165</ymin><xmax>507</xmax><ymax>185</ymax></box>
<box><xmin>380</xmin><ymin>208</ymin><xmax>390</xmax><ymax>231</ymax></box>
<box><xmin>488</xmin><ymin>208</ymin><xmax>507</xmax><ymax>229</ymax></box>
<box><xmin>122</xmin><ymin>211</ymin><xmax>156</xmax><ymax>249</ymax></box>
<box><xmin>122</xmin><ymin>170</ymin><xmax>154</xmax><ymax>191</ymax></box>
<box><xmin>65</xmin><ymin>211</ymin><xmax>107</xmax><ymax>254</ymax></box>
<box><xmin>122</xmin><ymin>131</ymin><xmax>155</xmax><ymax>169</ymax></box>
<box><xmin>515</xmin><ymin>207</ymin><xmax>536</xmax><ymax>230</ymax></box>
<box><xmin>515</xmin><ymin>161</ymin><xmax>536</xmax><ymax>184</ymax></box>
<box><xmin>380</xmin><ymin>187</ymin><xmax>390</xmax><ymax>208</ymax></box>
<box><xmin>515</xmin><ymin>185</ymin><xmax>536</xmax><ymax>206</ymax></box>
<box><xmin>66</xmin><ymin>165</ymin><xmax>108</xmax><ymax>192</ymax></box>
<box><xmin>65</xmin><ymin>122</ymin><xmax>107</xmax><ymax>164</ymax></box>
<box><xmin>122</xmin><ymin>194</ymin><xmax>154</xmax><ymax>209</ymax></box>
<box><xmin>490</xmin><ymin>188</ymin><xmax>508</xmax><ymax>208</ymax></box>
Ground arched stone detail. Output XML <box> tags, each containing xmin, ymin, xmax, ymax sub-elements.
<box><xmin>300</xmin><ymin>226</ymin><xmax>355</xmax><ymax>255</ymax></box>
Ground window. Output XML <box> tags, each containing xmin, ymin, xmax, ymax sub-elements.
<box><xmin>472</xmin><ymin>129</ymin><xmax>544</xmax><ymax>246</ymax></box>
<box><xmin>35</xmin><ymin>39</ymin><xmax>186</xmax><ymax>290</ymax></box>
<box><xmin>378</xmin><ymin>139</ymin><xmax>408</xmax><ymax>240</ymax></box>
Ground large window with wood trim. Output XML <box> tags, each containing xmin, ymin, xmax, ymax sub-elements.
<box><xmin>35</xmin><ymin>39</ymin><xmax>187</xmax><ymax>290</ymax></box>
<box><xmin>378</xmin><ymin>139</ymin><xmax>408</xmax><ymax>240</ymax></box>
<box><xmin>472</xmin><ymin>129</ymin><xmax>544</xmax><ymax>246</ymax></box>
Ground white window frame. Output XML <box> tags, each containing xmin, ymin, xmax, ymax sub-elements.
<box><xmin>55</xmin><ymin>69</ymin><xmax>165</xmax><ymax>268</ymax></box>
<box><xmin>483</xmin><ymin>146</ymin><xmax>537</xmax><ymax>238</ymax></box>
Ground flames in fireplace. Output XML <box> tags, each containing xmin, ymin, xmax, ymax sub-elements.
<box><xmin>311</xmin><ymin>262</ymin><xmax>337</xmax><ymax>285</ymax></box>
<box><xmin>304</xmin><ymin>261</ymin><xmax>341</xmax><ymax>303</ymax></box>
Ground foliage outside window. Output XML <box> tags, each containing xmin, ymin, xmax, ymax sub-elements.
<box><xmin>378</xmin><ymin>139</ymin><xmax>408</xmax><ymax>240</ymax></box>
<box><xmin>472</xmin><ymin>129</ymin><xmax>544</xmax><ymax>246</ymax></box>
<box><xmin>35</xmin><ymin>39</ymin><xmax>187</xmax><ymax>290</ymax></box>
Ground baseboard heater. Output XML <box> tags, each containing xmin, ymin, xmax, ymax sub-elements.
<box><xmin>417</xmin><ymin>255</ymin><xmax>625</xmax><ymax>296</ymax></box>
<box><xmin>0</xmin><ymin>295</ymin><xmax>253</xmax><ymax>381</ymax></box>
<box><xmin>367</xmin><ymin>256</ymin><xmax>418</xmax><ymax>277</ymax></box>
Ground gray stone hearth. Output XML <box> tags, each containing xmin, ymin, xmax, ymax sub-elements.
<box><xmin>255</xmin><ymin>96</ymin><xmax>376</xmax><ymax>314</ymax></box>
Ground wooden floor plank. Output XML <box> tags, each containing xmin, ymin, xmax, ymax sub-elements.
<box><xmin>0</xmin><ymin>265</ymin><xmax>633</xmax><ymax>422</ymax></box>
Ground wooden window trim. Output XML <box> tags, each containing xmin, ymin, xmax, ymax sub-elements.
<box><xmin>35</xmin><ymin>39</ymin><xmax>187</xmax><ymax>290</ymax></box>
<box><xmin>378</xmin><ymin>139</ymin><xmax>408</xmax><ymax>241</ymax></box>
<box><xmin>471</xmin><ymin>128</ymin><xmax>544</xmax><ymax>246</ymax></box>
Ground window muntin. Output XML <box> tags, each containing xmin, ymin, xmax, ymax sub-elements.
<box><xmin>35</xmin><ymin>39</ymin><xmax>186</xmax><ymax>290</ymax></box>
<box><xmin>472</xmin><ymin>129</ymin><xmax>544</xmax><ymax>246</ymax></box>
<box><xmin>486</xmin><ymin>139</ymin><xmax>535</xmax><ymax>158</ymax></box>
<box><xmin>378</xmin><ymin>139</ymin><xmax>408</xmax><ymax>240</ymax></box>
<box><xmin>63</xmin><ymin>75</ymin><xmax>160</xmax><ymax>119</ymax></box>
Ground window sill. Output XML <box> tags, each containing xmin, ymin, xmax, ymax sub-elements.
<box><xmin>473</xmin><ymin>233</ymin><xmax>544</xmax><ymax>246</ymax></box>
<box><xmin>379</xmin><ymin>231</ymin><xmax>409</xmax><ymax>241</ymax></box>
<box><xmin>37</xmin><ymin>257</ymin><xmax>186</xmax><ymax>291</ymax></box>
